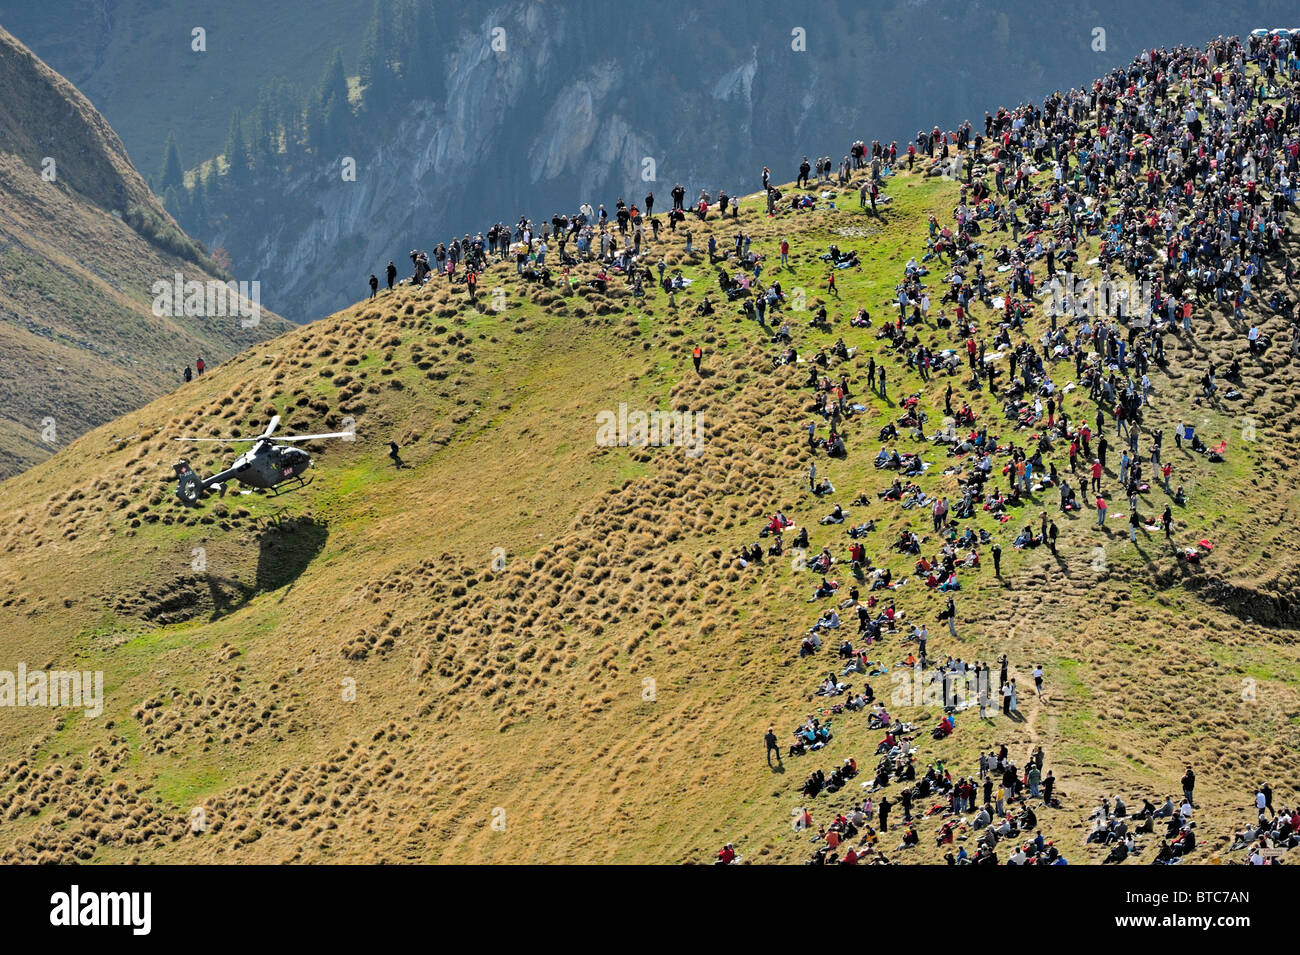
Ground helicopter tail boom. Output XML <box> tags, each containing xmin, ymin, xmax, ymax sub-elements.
<box><xmin>173</xmin><ymin>459</ymin><xmax>241</xmax><ymax>505</ymax></box>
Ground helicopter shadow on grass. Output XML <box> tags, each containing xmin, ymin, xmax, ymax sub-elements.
<box><xmin>204</xmin><ymin>514</ymin><xmax>329</xmax><ymax>621</ymax></box>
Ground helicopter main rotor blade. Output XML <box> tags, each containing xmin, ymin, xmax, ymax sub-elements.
<box><xmin>260</xmin><ymin>415</ymin><xmax>281</xmax><ymax>441</ymax></box>
<box><xmin>172</xmin><ymin>437</ymin><xmax>262</xmax><ymax>443</ymax></box>
<box><xmin>274</xmin><ymin>431</ymin><xmax>357</xmax><ymax>442</ymax></box>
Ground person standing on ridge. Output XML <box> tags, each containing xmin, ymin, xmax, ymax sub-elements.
<box><xmin>764</xmin><ymin>727</ymin><xmax>781</xmax><ymax>767</ymax></box>
<box><xmin>692</xmin><ymin>344</ymin><xmax>702</xmax><ymax>374</ymax></box>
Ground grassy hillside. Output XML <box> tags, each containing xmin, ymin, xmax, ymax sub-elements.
<box><xmin>0</xmin><ymin>26</ymin><xmax>291</xmax><ymax>476</ymax></box>
<box><xmin>0</xmin><ymin>110</ymin><xmax>1298</xmax><ymax>863</ymax></box>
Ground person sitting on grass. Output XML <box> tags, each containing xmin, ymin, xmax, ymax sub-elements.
<box><xmin>810</xmin><ymin>608</ymin><xmax>841</xmax><ymax>633</ymax></box>
<box><xmin>808</xmin><ymin>547</ymin><xmax>834</xmax><ymax>574</ymax></box>
<box><xmin>810</xmin><ymin>577</ymin><xmax>840</xmax><ymax>601</ymax></box>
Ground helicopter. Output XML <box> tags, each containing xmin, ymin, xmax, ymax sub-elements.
<box><xmin>171</xmin><ymin>415</ymin><xmax>355</xmax><ymax>504</ymax></box>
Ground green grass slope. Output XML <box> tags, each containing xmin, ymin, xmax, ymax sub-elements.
<box><xmin>0</xmin><ymin>97</ymin><xmax>1297</xmax><ymax>865</ymax></box>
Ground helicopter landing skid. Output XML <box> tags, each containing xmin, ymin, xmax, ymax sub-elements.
<box><xmin>269</xmin><ymin>475</ymin><xmax>314</xmax><ymax>496</ymax></box>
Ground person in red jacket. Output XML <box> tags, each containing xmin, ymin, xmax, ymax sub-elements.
<box><xmin>849</xmin><ymin>541</ymin><xmax>866</xmax><ymax>567</ymax></box>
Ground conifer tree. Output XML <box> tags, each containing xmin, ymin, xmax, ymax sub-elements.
<box><xmin>158</xmin><ymin>131</ymin><xmax>184</xmax><ymax>193</ymax></box>
<box><xmin>224</xmin><ymin>108</ymin><xmax>251</xmax><ymax>181</ymax></box>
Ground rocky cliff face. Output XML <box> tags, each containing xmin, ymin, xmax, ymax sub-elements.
<box><xmin>215</xmin><ymin>2</ymin><xmax>676</xmax><ymax>321</ymax></box>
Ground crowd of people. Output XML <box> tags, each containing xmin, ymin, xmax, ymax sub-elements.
<box><xmin>776</xmin><ymin>732</ymin><xmax>1068</xmax><ymax>864</ymax></box>
<box><xmin>1226</xmin><ymin>782</ymin><xmax>1300</xmax><ymax>861</ymax></box>
<box><xmin>366</xmin><ymin>185</ymin><xmax>765</xmax><ymax>308</ymax></box>
<box><xmin>339</xmin><ymin>25</ymin><xmax>1296</xmax><ymax>865</ymax></box>
<box><xmin>719</xmin><ymin>31</ymin><xmax>1300</xmax><ymax>863</ymax></box>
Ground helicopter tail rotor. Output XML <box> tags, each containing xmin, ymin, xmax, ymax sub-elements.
<box><xmin>174</xmin><ymin>460</ymin><xmax>203</xmax><ymax>506</ymax></box>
